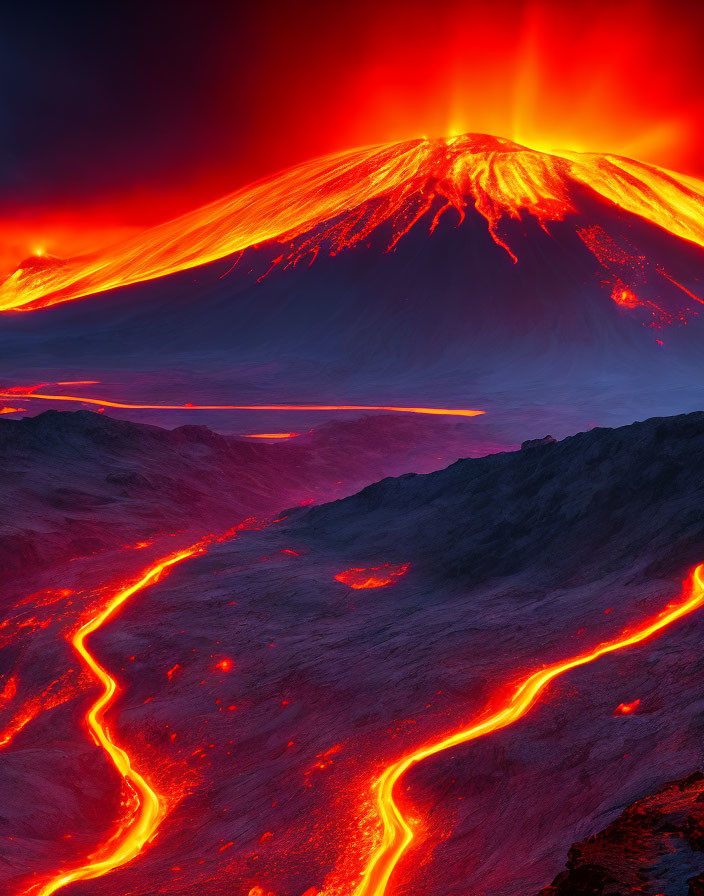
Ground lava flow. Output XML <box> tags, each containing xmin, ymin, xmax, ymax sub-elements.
<box><xmin>243</xmin><ymin>432</ymin><xmax>300</xmax><ymax>439</ymax></box>
<box><xmin>0</xmin><ymin>382</ymin><xmax>483</xmax><ymax>419</ymax></box>
<box><xmin>32</xmin><ymin>539</ymin><xmax>213</xmax><ymax>896</ymax></box>
<box><xmin>354</xmin><ymin>562</ymin><xmax>704</xmax><ymax>896</ymax></box>
<box><xmin>3</xmin><ymin>134</ymin><xmax>704</xmax><ymax>313</ymax></box>
<box><xmin>334</xmin><ymin>563</ymin><xmax>410</xmax><ymax>589</ymax></box>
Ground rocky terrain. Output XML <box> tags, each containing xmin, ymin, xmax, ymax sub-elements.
<box><xmin>0</xmin><ymin>408</ymin><xmax>494</xmax><ymax>584</ymax></box>
<box><xmin>536</xmin><ymin>771</ymin><xmax>704</xmax><ymax>895</ymax></box>
<box><xmin>3</xmin><ymin>410</ymin><xmax>704</xmax><ymax>895</ymax></box>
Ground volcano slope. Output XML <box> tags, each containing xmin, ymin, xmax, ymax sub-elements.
<box><xmin>2</xmin><ymin>134</ymin><xmax>704</xmax><ymax>444</ymax></box>
<box><xmin>0</xmin><ymin>407</ymin><xmax>494</xmax><ymax>583</ymax></box>
<box><xmin>5</xmin><ymin>410</ymin><xmax>704</xmax><ymax>896</ymax></box>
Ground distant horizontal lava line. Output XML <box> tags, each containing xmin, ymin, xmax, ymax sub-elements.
<box><xmin>0</xmin><ymin>388</ymin><xmax>484</xmax><ymax>418</ymax></box>
<box><xmin>242</xmin><ymin>432</ymin><xmax>300</xmax><ymax>439</ymax></box>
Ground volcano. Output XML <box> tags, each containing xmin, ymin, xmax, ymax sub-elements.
<box><xmin>1</xmin><ymin>133</ymin><xmax>704</xmax><ymax>444</ymax></box>
<box><xmin>3</xmin><ymin>133</ymin><xmax>704</xmax><ymax>315</ymax></box>
<box><xmin>4</xmin><ymin>123</ymin><xmax>704</xmax><ymax>896</ymax></box>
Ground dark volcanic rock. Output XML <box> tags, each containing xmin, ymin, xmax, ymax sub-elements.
<box><xmin>296</xmin><ymin>411</ymin><xmax>704</xmax><ymax>587</ymax></box>
<box><xmin>536</xmin><ymin>772</ymin><xmax>704</xmax><ymax>896</ymax></box>
<box><xmin>521</xmin><ymin>435</ymin><xmax>557</xmax><ymax>450</ymax></box>
<box><xmin>0</xmin><ymin>408</ymin><xmax>487</xmax><ymax>584</ymax></box>
<box><xmin>6</xmin><ymin>409</ymin><xmax>704</xmax><ymax>896</ymax></box>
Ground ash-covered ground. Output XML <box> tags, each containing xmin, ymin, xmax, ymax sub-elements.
<box><xmin>3</xmin><ymin>410</ymin><xmax>704</xmax><ymax>895</ymax></box>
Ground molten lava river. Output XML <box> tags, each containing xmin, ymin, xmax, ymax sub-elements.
<box><xmin>4</xmin><ymin>492</ymin><xmax>704</xmax><ymax>896</ymax></box>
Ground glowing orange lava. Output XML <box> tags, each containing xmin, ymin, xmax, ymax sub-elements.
<box><xmin>614</xmin><ymin>699</ymin><xmax>641</xmax><ymax>715</ymax></box>
<box><xmin>32</xmin><ymin>539</ymin><xmax>212</xmax><ymax>896</ymax></box>
<box><xmin>243</xmin><ymin>433</ymin><xmax>300</xmax><ymax>439</ymax></box>
<box><xmin>335</xmin><ymin>564</ymin><xmax>409</xmax><ymax>589</ymax></box>
<box><xmin>612</xmin><ymin>285</ymin><xmax>642</xmax><ymax>309</ymax></box>
<box><xmin>354</xmin><ymin>563</ymin><xmax>704</xmax><ymax>896</ymax></box>
<box><xmin>576</xmin><ymin>224</ymin><xmax>700</xmax><ymax>326</ymax></box>
<box><xmin>3</xmin><ymin>134</ymin><xmax>704</xmax><ymax>313</ymax></box>
<box><xmin>0</xmin><ymin>382</ymin><xmax>483</xmax><ymax>419</ymax></box>
<box><xmin>0</xmin><ymin>673</ymin><xmax>77</xmax><ymax>750</ymax></box>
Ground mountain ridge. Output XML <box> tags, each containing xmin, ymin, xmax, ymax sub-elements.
<box><xmin>3</xmin><ymin>132</ymin><xmax>704</xmax><ymax>313</ymax></box>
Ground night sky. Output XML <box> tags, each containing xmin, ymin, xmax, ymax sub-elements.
<box><xmin>1</xmin><ymin>0</ymin><xmax>703</xmax><ymax>269</ymax></box>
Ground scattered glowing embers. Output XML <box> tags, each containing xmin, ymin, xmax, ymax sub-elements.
<box><xmin>334</xmin><ymin>563</ymin><xmax>409</xmax><ymax>589</ymax></box>
<box><xmin>0</xmin><ymin>671</ymin><xmax>79</xmax><ymax>749</ymax></box>
<box><xmin>166</xmin><ymin>663</ymin><xmax>181</xmax><ymax>681</ymax></box>
<box><xmin>614</xmin><ymin>699</ymin><xmax>641</xmax><ymax>715</ymax></box>
<box><xmin>577</xmin><ymin>224</ymin><xmax>702</xmax><ymax>327</ymax></box>
<box><xmin>305</xmin><ymin>743</ymin><xmax>343</xmax><ymax>776</ymax></box>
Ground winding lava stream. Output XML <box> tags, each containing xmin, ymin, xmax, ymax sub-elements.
<box><xmin>32</xmin><ymin>538</ymin><xmax>212</xmax><ymax>896</ymax></box>
<box><xmin>354</xmin><ymin>561</ymin><xmax>704</xmax><ymax>896</ymax></box>
<box><xmin>25</xmin><ymin>550</ymin><xmax>704</xmax><ymax>896</ymax></box>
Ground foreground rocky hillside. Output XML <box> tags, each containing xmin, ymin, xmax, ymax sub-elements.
<box><xmin>295</xmin><ymin>410</ymin><xmax>704</xmax><ymax>586</ymax></box>
<box><xmin>536</xmin><ymin>771</ymin><xmax>704</xmax><ymax>896</ymax></box>
<box><xmin>0</xmin><ymin>408</ymin><xmax>486</xmax><ymax>583</ymax></box>
<box><xmin>4</xmin><ymin>410</ymin><xmax>704</xmax><ymax>896</ymax></box>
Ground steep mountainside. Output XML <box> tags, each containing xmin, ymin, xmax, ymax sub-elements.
<box><xmin>294</xmin><ymin>410</ymin><xmax>704</xmax><ymax>586</ymax></box>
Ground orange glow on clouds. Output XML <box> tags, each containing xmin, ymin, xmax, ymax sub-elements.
<box><xmin>2</xmin><ymin>1</ymin><xmax>703</xmax><ymax>276</ymax></box>
<box><xmin>322</xmin><ymin>1</ymin><xmax>704</xmax><ymax>177</ymax></box>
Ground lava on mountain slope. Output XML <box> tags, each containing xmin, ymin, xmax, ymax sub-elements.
<box><xmin>2</xmin><ymin>133</ymin><xmax>704</xmax><ymax>317</ymax></box>
<box><xmin>334</xmin><ymin>563</ymin><xmax>410</xmax><ymax>589</ymax></box>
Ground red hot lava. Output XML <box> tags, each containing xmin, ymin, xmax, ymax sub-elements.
<box><xmin>615</xmin><ymin>699</ymin><xmax>641</xmax><ymax>715</ymax></box>
<box><xmin>335</xmin><ymin>563</ymin><xmax>410</xmax><ymax>589</ymax></box>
